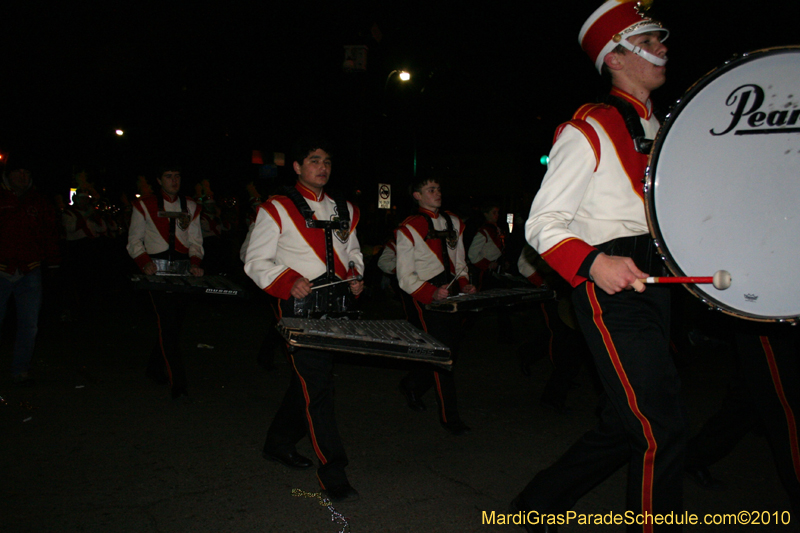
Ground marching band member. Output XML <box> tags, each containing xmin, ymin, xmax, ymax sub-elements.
<box><xmin>467</xmin><ymin>202</ymin><xmax>505</xmax><ymax>291</ymax></box>
<box><xmin>244</xmin><ymin>135</ymin><xmax>364</xmax><ymax>502</ymax></box>
<box><xmin>512</xmin><ymin>2</ymin><xmax>685</xmax><ymax>530</ymax></box>
<box><xmin>395</xmin><ymin>175</ymin><xmax>476</xmax><ymax>436</ymax></box>
<box><xmin>127</xmin><ymin>166</ymin><xmax>204</xmax><ymax>401</ymax></box>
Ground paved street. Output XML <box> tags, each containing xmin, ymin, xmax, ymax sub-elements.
<box><xmin>1</xmin><ymin>280</ymin><xmax>791</xmax><ymax>532</ymax></box>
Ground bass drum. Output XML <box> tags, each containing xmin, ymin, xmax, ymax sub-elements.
<box><xmin>645</xmin><ymin>46</ymin><xmax>800</xmax><ymax>322</ymax></box>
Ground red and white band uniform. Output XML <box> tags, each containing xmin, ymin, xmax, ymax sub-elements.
<box><xmin>468</xmin><ymin>220</ymin><xmax>504</xmax><ymax>290</ymax></box>
<box><xmin>396</xmin><ymin>207</ymin><xmax>471</xmax><ymax>431</ymax></box>
<box><xmin>244</xmin><ymin>183</ymin><xmax>363</xmax><ymax>299</ymax></box>
<box><xmin>200</xmin><ymin>210</ymin><xmax>223</xmax><ymax>239</ymax></box>
<box><xmin>377</xmin><ymin>237</ymin><xmax>397</xmax><ymax>275</ymax></box>
<box><xmin>396</xmin><ymin>208</ymin><xmax>469</xmax><ymax>303</ymax></box>
<box><xmin>127</xmin><ymin>191</ymin><xmax>204</xmax><ymax>398</ymax></box>
<box><xmin>244</xmin><ymin>181</ymin><xmax>364</xmax><ymax>492</ymax></box>
<box><xmin>62</xmin><ymin>206</ymin><xmax>107</xmax><ymax>241</ymax></box>
<box><xmin>525</xmin><ymin>87</ymin><xmax>657</xmax><ymax>279</ymax></box>
<box><xmin>519</xmin><ymin>86</ymin><xmax>686</xmax><ymax>529</ymax></box>
<box><xmin>127</xmin><ymin>193</ymin><xmax>203</xmax><ymax>272</ymax></box>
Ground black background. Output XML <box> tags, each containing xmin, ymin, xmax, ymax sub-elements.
<box><xmin>2</xmin><ymin>1</ymin><xmax>797</xmax><ymax>208</ymax></box>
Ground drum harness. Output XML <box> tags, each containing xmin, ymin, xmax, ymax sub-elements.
<box><xmin>282</xmin><ymin>186</ymin><xmax>355</xmax><ymax>317</ymax></box>
<box><xmin>589</xmin><ymin>93</ymin><xmax>666</xmax><ymax>275</ymax></box>
<box><xmin>422</xmin><ymin>211</ymin><xmax>459</xmax><ymax>295</ymax></box>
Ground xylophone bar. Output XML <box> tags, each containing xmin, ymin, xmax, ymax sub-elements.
<box><xmin>425</xmin><ymin>287</ymin><xmax>554</xmax><ymax>313</ymax></box>
<box><xmin>277</xmin><ymin>318</ymin><xmax>453</xmax><ymax>368</ymax></box>
<box><xmin>131</xmin><ymin>274</ymin><xmax>249</xmax><ymax>298</ymax></box>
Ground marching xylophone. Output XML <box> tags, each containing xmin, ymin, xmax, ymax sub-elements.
<box><xmin>277</xmin><ymin>318</ymin><xmax>452</xmax><ymax>368</ymax></box>
<box><xmin>131</xmin><ymin>274</ymin><xmax>249</xmax><ymax>298</ymax></box>
<box><xmin>425</xmin><ymin>287</ymin><xmax>554</xmax><ymax>313</ymax></box>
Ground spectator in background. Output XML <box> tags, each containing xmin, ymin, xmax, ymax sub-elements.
<box><xmin>0</xmin><ymin>156</ymin><xmax>60</xmax><ymax>385</ymax></box>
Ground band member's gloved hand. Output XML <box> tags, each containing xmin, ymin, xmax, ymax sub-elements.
<box><xmin>433</xmin><ymin>286</ymin><xmax>451</xmax><ymax>301</ymax></box>
<box><xmin>143</xmin><ymin>262</ymin><xmax>158</xmax><ymax>275</ymax></box>
<box><xmin>462</xmin><ymin>284</ymin><xmax>477</xmax><ymax>294</ymax></box>
<box><xmin>589</xmin><ymin>253</ymin><xmax>647</xmax><ymax>295</ymax></box>
<box><xmin>189</xmin><ymin>265</ymin><xmax>204</xmax><ymax>277</ymax></box>
<box><xmin>291</xmin><ymin>277</ymin><xmax>313</xmax><ymax>299</ymax></box>
<box><xmin>349</xmin><ymin>280</ymin><xmax>364</xmax><ymax>296</ymax></box>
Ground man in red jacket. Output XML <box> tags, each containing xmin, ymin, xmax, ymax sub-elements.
<box><xmin>0</xmin><ymin>158</ymin><xmax>60</xmax><ymax>385</ymax></box>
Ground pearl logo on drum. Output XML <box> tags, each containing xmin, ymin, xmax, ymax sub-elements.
<box><xmin>710</xmin><ymin>84</ymin><xmax>800</xmax><ymax>136</ymax></box>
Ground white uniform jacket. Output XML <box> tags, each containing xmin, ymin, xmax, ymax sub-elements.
<box><xmin>377</xmin><ymin>237</ymin><xmax>397</xmax><ymax>275</ymax></box>
<box><xmin>63</xmin><ymin>207</ymin><xmax>106</xmax><ymax>241</ymax></box>
<box><xmin>396</xmin><ymin>208</ymin><xmax>469</xmax><ymax>305</ymax></box>
<box><xmin>525</xmin><ymin>87</ymin><xmax>658</xmax><ymax>287</ymax></box>
<box><xmin>244</xmin><ymin>183</ymin><xmax>364</xmax><ymax>301</ymax></box>
<box><xmin>126</xmin><ymin>192</ymin><xmax>204</xmax><ymax>271</ymax></box>
<box><xmin>468</xmin><ymin>222</ymin><xmax>503</xmax><ymax>269</ymax></box>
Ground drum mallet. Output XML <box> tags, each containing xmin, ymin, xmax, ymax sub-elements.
<box><xmin>444</xmin><ymin>267</ymin><xmax>468</xmax><ymax>291</ymax></box>
<box><xmin>640</xmin><ymin>270</ymin><xmax>732</xmax><ymax>290</ymax></box>
<box><xmin>311</xmin><ymin>262</ymin><xmax>363</xmax><ymax>291</ymax></box>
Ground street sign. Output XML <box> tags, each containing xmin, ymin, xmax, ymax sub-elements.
<box><xmin>378</xmin><ymin>183</ymin><xmax>391</xmax><ymax>209</ymax></box>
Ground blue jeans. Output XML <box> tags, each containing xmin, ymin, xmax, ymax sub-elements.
<box><xmin>0</xmin><ymin>268</ymin><xmax>43</xmax><ymax>376</ymax></box>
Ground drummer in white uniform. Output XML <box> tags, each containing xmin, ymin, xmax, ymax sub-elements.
<box><xmin>511</xmin><ymin>2</ymin><xmax>687</xmax><ymax>530</ymax></box>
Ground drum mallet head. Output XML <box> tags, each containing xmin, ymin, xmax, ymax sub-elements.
<box><xmin>713</xmin><ymin>270</ymin><xmax>732</xmax><ymax>290</ymax></box>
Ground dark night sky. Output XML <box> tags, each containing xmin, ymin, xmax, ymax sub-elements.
<box><xmin>2</xmin><ymin>1</ymin><xmax>798</xmax><ymax>204</ymax></box>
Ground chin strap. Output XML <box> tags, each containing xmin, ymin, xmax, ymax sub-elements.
<box><xmin>618</xmin><ymin>38</ymin><xmax>667</xmax><ymax>66</ymax></box>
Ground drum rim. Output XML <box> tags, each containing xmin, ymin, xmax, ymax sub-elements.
<box><xmin>645</xmin><ymin>46</ymin><xmax>800</xmax><ymax>323</ymax></box>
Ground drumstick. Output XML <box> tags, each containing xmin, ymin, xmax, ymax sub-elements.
<box><xmin>310</xmin><ymin>276</ymin><xmax>363</xmax><ymax>290</ymax></box>
<box><xmin>640</xmin><ymin>270</ymin><xmax>732</xmax><ymax>290</ymax></box>
<box><xmin>444</xmin><ymin>267</ymin><xmax>468</xmax><ymax>291</ymax></box>
<box><xmin>311</xmin><ymin>262</ymin><xmax>363</xmax><ymax>291</ymax></box>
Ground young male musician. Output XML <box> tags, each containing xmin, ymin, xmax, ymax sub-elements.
<box><xmin>127</xmin><ymin>166</ymin><xmax>204</xmax><ymax>401</ymax></box>
<box><xmin>395</xmin><ymin>176</ymin><xmax>476</xmax><ymax>436</ymax></box>
<box><xmin>244</xmin><ymin>136</ymin><xmax>364</xmax><ymax>502</ymax></box>
<box><xmin>467</xmin><ymin>202</ymin><xmax>505</xmax><ymax>291</ymax></box>
<box><xmin>513</xmin><ymin>2</ymin><xmax>685</xmax><ymax>531</ymax></box>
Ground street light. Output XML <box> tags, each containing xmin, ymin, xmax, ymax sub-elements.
<box><xmin>384</xmin><ymin>69</ymin><xmax>415</xmax><ymax>176</ymax></box>
<box><xmin>385</xmin><ymin>69</ymin><xmax>411</xmax><ymax>91</ymax></box>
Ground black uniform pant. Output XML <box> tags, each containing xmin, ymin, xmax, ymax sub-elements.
<box><xmin>518</xmin><ymin>296</ymin><xmax>596</xmax><ymax>409</ymax></box>
<box><xmin>517</xmin><ymin>283</ymin><xmax>686</xmax><ymax>532</ymax></box>
<box><xmin>265</xmin><ymin>346</ymin><xmax>349</xmax><ymax>489</ymax></box>
<box><xmin>399</xmin><ymin>291</ymin><xmax>463</xmax><ymax>425</ymax></box>
<box><xmin>687</xmin><ymin>322</ymin><xmax>800</xmax><ymax>514</ymax></box>
<box><xmin>147</xmin><ymin>290</ymin><xmax>189</xmax><ymax>395</ymax></box>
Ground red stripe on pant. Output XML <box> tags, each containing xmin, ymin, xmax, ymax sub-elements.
<box><xmin>587</xmin><ymin>284</ymin><xmax>658</xmax><ymax>533</ymax></box>
<box><xmin>290</xmin><ymin>353</ymin><xmax>328</xmax><ymax>465</ymax></box>
<box><xmin>760</xmin><ymin>336</ymin><xmax>800</xmax><ymax>484</ymax></box>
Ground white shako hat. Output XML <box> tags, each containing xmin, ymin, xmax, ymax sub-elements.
<box><xmin>579</xmin><ymin>0</ymin><xmax>668</xmax><ymax>73</ymax></box>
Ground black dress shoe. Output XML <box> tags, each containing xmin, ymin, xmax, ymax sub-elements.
<box><xmin>263</xmin><ymin>449</ymin><xmax>314</xmax><ymax>469</ymax></box>
<box><xmin>441</xmin><ymin>419</ymin><xmax>471</xmax><ymax>436</ymax></box>
<box><xmin>323</xmin><ymin>482</ymin><xmax>360</xmax><ymax>502</ymax></box>
<box><xmin>685</xmin><ymin>466</ymin><xmax>724</xmax><ymax>490</ymax></box>
<box><xmin>509</xmin><ymin>496</ymin><xmax>558</xmax><ymax>532</ymax></box>
<box><xmin>399</xmin><ymin>383</ymin><xmax>426</xmax><ymax>412</ymax></box>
